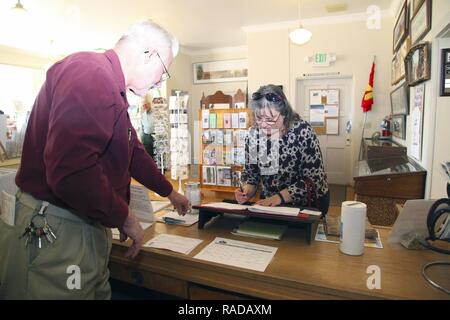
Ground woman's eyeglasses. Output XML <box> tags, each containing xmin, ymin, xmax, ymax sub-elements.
<box><xmin>255</xmin><ymin>108</ymin><xmax>282</xmax><ymax>125</ymax></box>
<box><xmin>252</xmin><ymin>92</ymin><xmax>283</xmax><ymax>103</ymax></box>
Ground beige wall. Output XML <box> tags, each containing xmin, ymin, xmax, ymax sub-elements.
<box><xmin>167</xmin><ymin>52</ymin><xmax>192</xmax><ymax>96</ymax></box>
<box><xmin>0</xmin><ymin>45</ymin><xmax>52</xmax><ymax>70</ymax></box>
<box><xmin>166</xmin><ymin>49</ymin><xmax>248</xmax><ymax>163</ymax></box>
<box><xmin>423</xmin><ymin>0</ymin><xmax>450</xmax><ymax>198</ymax></box>
<box><xmin>391</xmin><ymin>0</ymin><xmax>450</xmax><ymax>198</ymax></box>
<box><xmin>247</xmin><ymin>29</ymin><xmax>290</xmax><ymax>97</ymax></box>
<box><xmin>247</xmin><ymin>16</ymin><xmax>394</xmax><ymax>178</ymax></box>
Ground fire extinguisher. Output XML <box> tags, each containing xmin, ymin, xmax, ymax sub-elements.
<box><xmin>380</xmin><ymin>116</ymin><xmax>392</xmax><ymax>139</ymax></box>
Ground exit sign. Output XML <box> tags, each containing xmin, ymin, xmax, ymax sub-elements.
<box><xmin>304</xmin><ymin>53</ymin><xmax>336</xmax><ymax>67</ymax></box>
<box><xmin>314</xmin><ymin>53</ymin><xmax>330</xmax><ymax>66</ymax></box>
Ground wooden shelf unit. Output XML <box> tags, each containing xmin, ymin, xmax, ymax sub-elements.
<box><xmin>198</xmin><ymin>90</ymin><xmax>252</xmax><ymax>193</ymax></box>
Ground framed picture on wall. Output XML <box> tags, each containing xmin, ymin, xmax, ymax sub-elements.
<box><xmin>392</xmin><ymin>114</ymin><xmax>406</xmax><ymax>139</ymax></box>
<box><xmin>440</xmin><ymin>49</ymin><xmax>450</xmax><ymax>96</ymax></box>
<box><xmin>390</xmin><ymin>81</ymin><xmax>409</xmax><ymax>115</ymax></box>
<box><xmin>410</xmin><ymin>0</ymin><xmax>432</xmax><ymax>45</ymax></box>
<box><xmin>193</xmin><ymin>59</ymin><xmax>248</xmax><ymax>84</ymax></box>
<box><xmin>410</xmin><ymin>0</ymin><xmax>425</xmax><ymax>20</ymax></box>
<box><xmin>410</xmin><ymin>84</ymin><xmax>425</xmax><ymax>161</ymax></box>
<box><xmin>393</xmin><ymin>0</ymin><xmax>408</xmax><ymax>53</ymax></box>
<box><xmin>391</xmin><ymin>36</ymin><xmax>412</xmax><ymax>85</ymax></box>
<box><xmin>405</xmin><ymin>41</ymin><xmax>431</xmax><ymax>86</ymax></box>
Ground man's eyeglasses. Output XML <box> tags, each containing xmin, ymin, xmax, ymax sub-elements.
<box><xmin>252</xmin><ymin>92</ymin><xmax>283</xmax><ymax>103</ymax></box>
<box><xmin>144</xmin><ymin>51</ymin><xmax>171</xmax><ymax>87</ymax></box>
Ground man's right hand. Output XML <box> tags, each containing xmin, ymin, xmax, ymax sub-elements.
<box><xmin>235</xmin><ymin>184</ymin><xmax>257</xmax><ymax>204</ymax></box>
<box><xmin>119</xmin><ymin>211</ymin><xmax>144</xmax><ymax>259</ymax></box>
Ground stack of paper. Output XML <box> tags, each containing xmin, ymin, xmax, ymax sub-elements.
<box><xmin>152</xmin><ymin>201</ymin><xmax>172</xmax><ymax>213</ymax></box>
<box><xmin>144</xmin><ymin>234</ymin><xmax>203</xmax><ymax>255</ymax></box>
<box><xmin>157</xmin><ymin>210</ymin><xmax>199</xmax><ymax>226</ymax></box>
<box><xmin>129</xmin><ymin>185</ymin><xmax>154</xmax><ymax>223</ymax></box>
<box><xmin>232</xmin><ymin>221</ymin><xmax>287</xmax><ymax>240</ymax></box>
<box><xmin>111</xmin><ymin>222</ymin><xmax>153</xmax><ymax>240</ymax></box>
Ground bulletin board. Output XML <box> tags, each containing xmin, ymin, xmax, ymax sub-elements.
<box><xmin>309</xmin><ymin>89</ymin><xmax>340</xmax><ymax>135</ymax></box>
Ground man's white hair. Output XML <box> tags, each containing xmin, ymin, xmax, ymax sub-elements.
<box><xmin>117</xmin><ymin>20</ymin><xmax>179</xmax><ymax>58</ymax></box>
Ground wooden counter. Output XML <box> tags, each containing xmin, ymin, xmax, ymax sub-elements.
<box><xmin>109</xmin><ymin>209</ymin><xmax>450</xmax><ymax>300</ymax></box>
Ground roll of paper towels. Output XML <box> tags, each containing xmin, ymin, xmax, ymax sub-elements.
<box><xmin>340</xmin><ymin>201</ymin><xmax>367</xmax><ymax>256</ymax></box>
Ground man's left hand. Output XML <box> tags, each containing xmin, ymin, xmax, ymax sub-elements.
<box><xmin>256</xmin><ymin>194</ymin><xmax>282</xmax><ymax>207</ymax></box>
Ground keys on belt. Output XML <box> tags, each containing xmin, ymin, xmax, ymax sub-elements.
<box><xmin>19</xmin><ymin>201</ymin><xmax>57</xmax><ymax>248</ymax></box>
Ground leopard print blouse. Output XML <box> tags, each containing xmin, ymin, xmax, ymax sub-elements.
<box><xmin>241</xmin><ymin>118</ymin><xmax>329</xmax><ymax>207</ymax></box>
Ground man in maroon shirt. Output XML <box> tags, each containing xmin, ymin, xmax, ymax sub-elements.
<box><xmin>0</xmin><ymin>21</ymin><xmax>188</xmax><ymax>299</ymax></box>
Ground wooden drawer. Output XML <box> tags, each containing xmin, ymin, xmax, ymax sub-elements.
<box><xmin>354</xmin><ymin>172</ymin><xmax>426</xmax><ymax>199</ymax></box>
<box><xmin>189</xmin><ymin>284</ymin><xmax>253</xmax><ymax>300</ymax></box>
<box><xmin>109</xmin><ymin>262</ymin><xmax>189</xmax><ymax>298</ymax></box>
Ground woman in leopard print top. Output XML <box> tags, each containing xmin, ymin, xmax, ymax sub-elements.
<box><xmin>235</xmin><ymin>84</ymin><xmax>329</xmax><ymax>214</ymax></box>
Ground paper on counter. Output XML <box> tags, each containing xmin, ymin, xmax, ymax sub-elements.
<box><xmin>157</xmin><ymin>210</ymin><xmax>199</xmax><ymax>226</ymax></box>
<box><xmin>194</xmin><ymin>237</ymin><xmax>278</xmax><ymax>272</ymax></box>
<box><xmin>144</xmin><ymin>234</ymin><xmax>203</xmax><ymax>255</ymax></box>
<box><xmin>152</xmin><ymin>201</ymin><xmax>172</xmax><ymax>213</ymax></box>
<box><xmin>388</xmin><ymin>199</ymin><xmax>435</xmax><ymax>243</ymax></box>
<box><xmin>314</xmin><ymin>223</ymin><xmax>383</xmax><ymax>249</ymax></box>
<box><xmin>130</xmin><ymin>185</ymin><xmax>154</xmax><ymax>223</ymax></box>
<box><xmin>111</xmin><ymin>222</ymin><xmax>153</xmax><ymax>240</ymax></box>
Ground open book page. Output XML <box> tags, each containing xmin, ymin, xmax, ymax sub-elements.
<box><xmin>202</xmin><ymin>202</ymin><xmax>251</xmax><ymax>211</ymax></box>
<box><xmin>248</xmin><ymin>205</ymin><xmax>299</xmax><ymax>216</ymax></box>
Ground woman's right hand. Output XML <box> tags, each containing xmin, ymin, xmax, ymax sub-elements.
<box><xmin>235</xmin><ymin>184</ymin><xmax>257</xmax><ymax>204</ymax></box>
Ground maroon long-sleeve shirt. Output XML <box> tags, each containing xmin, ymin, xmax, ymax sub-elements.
<box><xmin>16</xmin><ymin>49</ymin><xmax>173</xmax><ymax>228</ymax></box>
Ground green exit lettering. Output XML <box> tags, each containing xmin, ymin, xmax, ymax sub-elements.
<box><xmin>315</xmin><ymin>53</ymin><xmax>327</xmax><ymax>64</ymax></box>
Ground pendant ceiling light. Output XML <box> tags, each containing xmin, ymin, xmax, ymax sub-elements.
<box><xmin>11</xmin><ymin>0</ymin><xmax>27</xmax><ymax>13</ymax></box>
<box><xmin>289</xmin><ymin>0</ymin><xmax>312</xmax><ymax>45</ymax></box>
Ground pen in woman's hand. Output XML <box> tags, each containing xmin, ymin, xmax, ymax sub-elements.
<box><xmin>239</xmin><ymin>181</ymin><xmax>245</xmax><ymax>193</ymax></box>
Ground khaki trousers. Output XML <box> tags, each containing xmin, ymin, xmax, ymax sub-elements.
<box><xmin>0</xmin><ymin>190</ymin><xmax>112</xmax><ymax>299</ymax></box>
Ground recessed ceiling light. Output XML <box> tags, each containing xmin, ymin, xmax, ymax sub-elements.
<box><xmin>325</xmin><ymin>3</ymin><xmax>348</xmax><ymax>13</ymax></box>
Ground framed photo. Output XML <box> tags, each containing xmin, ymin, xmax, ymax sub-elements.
<box><xmin>393</xmin><ymin>0</ymin><xmax>408</xmax><ymax>53</ymax></box>
<box><xmin>410</xmin><ymin>84</ymin><xmax>425</xmax><ymax>161</ymax></box>
<box><xmin>216</xmin><ymin>166</ymin><xmax>232</xmax><ymax>186</ymax></box>
<box><xmin>410</xmin><ymin>0</ymin><xmax>432</xmax><ymax>45</ymax></box>
<box><xmin>390</xmin><ymin>81</ymin><xmax>409</xmax><ymax>115</ymax></box>
<box><xmin>202</xmin><ymin>165</ymin><xmax>217</xmax><ymax>185</ymax></box>
<box><xmin>391</xmin><ymin>36</ymin><xmax>411</xmax><ymax>85</ymax></box>
<box><xmin>193</xmin><ymin>59</ymin><xmax>248</xmax><ymax>84</ymax></box>
<box><xmin>440</xmin><ymin>49</ymin><xmax>450</xmax><ymax>96</ymax></box>
<box><xmin>405</xmin><ymin>41</ymin><xmax>431</xmax><ymax>86</ymax></box>
<box><xmin>410</xmin><ymin>0</ymin><xmax>425</xmax><ymax>19</ymax></box>
<box><xmin>392</xmin><ymin>115</ymin><xmax>406</xmax><ymax>139</ymax></box>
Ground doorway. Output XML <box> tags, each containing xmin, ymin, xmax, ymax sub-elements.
<box><xmin>296</xmin><ymin>76</ymin><xmax>353</xmax><ymax>186</ymax></box>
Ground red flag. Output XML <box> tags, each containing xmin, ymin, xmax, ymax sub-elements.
<box><xmin>361</xmin><ymin>62</ymin><xmax>375</xmax><ymax>113</ymax></box>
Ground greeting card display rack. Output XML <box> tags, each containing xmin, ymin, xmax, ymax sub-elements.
<box><xmin>199</xmin><ymin>89</ymin><xmax>252</xmax><ymax>193</ymax></box>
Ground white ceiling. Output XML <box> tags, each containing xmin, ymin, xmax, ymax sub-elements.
<box><xmin>0</xmin><ymin>0</ymin><xmax>394</xmax><ymax>54</ymax></box>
